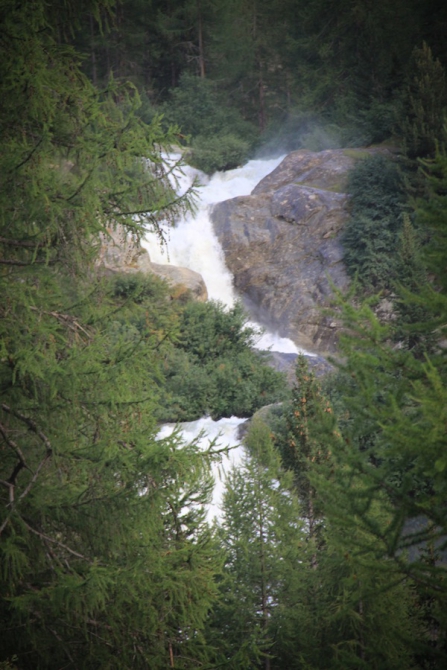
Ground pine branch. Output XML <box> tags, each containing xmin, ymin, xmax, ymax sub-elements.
<box><xmin>28</xmin><ymin>306</ymin><xmax>93</xmax><ymax>341</ymax></box>
<box><xmin>1</xmin><ymin>404</ymin><xmax>53</xmax><ymax>454</ymax></box>
<box><xmin>0</xmin><ymin>479</ymin><xmax>15</xmax><ymax>504</ymax></box>
<box><xmin>66</xmin><ymin>167</ymin><xmax>96</xmax><ymax>202</ymax></box>
<box><xmin>8</xmin><ymin>136</ymin><xmax>44</xmax><ymax>175</ymax></box>
<box><xmin>0</xmin><ymin>420</ymin><xmax>29</xmax><ymax>470</ymax></box>
<box><xmin>0</xmin><ymin>236</ymin><xmax>45</xmax><ymax>249</ymax></box>
<box><xmin>112</xmin><ymin>191</ymin><xmax>192</xmax><ymax>218</ymax></box>
<box><xmin>18</xmin><ymin>451</ymin><xmax>52</xmax><ymax>502</ymax></box>
<box><xmin>0</xmin><ymin>413</ymin><xmax>53</xmax><ymax>533</ymax></box>
<box><xmin>23</xmin><ymin>519</ymin><xmax>89</xmax><ymax>561</ymax></box>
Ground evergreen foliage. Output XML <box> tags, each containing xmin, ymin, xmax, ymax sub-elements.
<box><xmin>189</xmin><ymin>133</ymin><xmax>251</xmax><ymax>174</ymax></box>
<box><xmin>398</xmin><ymin>43</ymin><xmax>447</xmax><ymax>158</ymax></box>
<box><xmin>162</xmin><ymin>73</ymin><xmax>258</xmax><ymax>172</ymax></box>
<box><xmin>313</xmin><ymin>287</ymin><xmax>447</xmax><ymax>666</ymax></box>
<box><xmin>3</xmin><ymin>0</ymin><xmax>447</xmax><ymax>666</ymax></box>
<box><xmin>207</xmin><ymin>418</ymin><xmax>304</xmax><ymax>669</ymax></box>
<box><xmin>214</xmin><ymin>363</ymin><xmax>421</xmax><ymax>670</ymax></box>
<box><xmin>0</xmin><ymin>2</ymin><xmax>223</xmax><ymax>666</ymax></box>
<box><xmin>342</xmin><ymin>154</ymin><xmax>407</xmax><ymax>290</ymax></box>
<box><xmin>69</xmin><ymin>0</ymin><xmax>447</xmax><ymax>160</ymax></box>
<box><xmin>282</xmin><ymin>355</ymin><xmax>336</xmax><ymax>540</ymax></box>
<box><xmin>391</xmin><ymin>215</ymin><xmax>435</xmax><ymax>356</ymax></box>
<box><xmin>272</xmin><ymin>521</ymin><xmax>419</xmax><ymax>670</ymax></box>
<box><xmin>159</xmin><ymin>301</ymin><xmax>288</xmax><ymax>421</ymax></box>
<box><xmin>418</xmin><ymin>150</ymin><xmax>447</xmax><ymax>292</ymax></box>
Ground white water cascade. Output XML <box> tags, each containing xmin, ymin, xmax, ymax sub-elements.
<box><xmin>144</xmin><ymin>155</ymin><xmax>307</xmax><ymax>519</ymax></box>
<box><xmin>142</xmin><ymin>155</ymin><xmax>302</xmax><ymax>354</ymax></box>
<box><xmin>157</xmin><ymin>416</ymin><xmax>247</xmax><ymax>520</ymax></box>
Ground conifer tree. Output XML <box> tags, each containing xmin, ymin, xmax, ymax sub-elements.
<box><xmin>418</xmin><ymin>150</ymin><xmax>447</xmax><ymax>294</ymax></box>
<box><xmin>315</xmin><ymin>288</ymin><xmax>447</xmax><ymax>665</ymax></box>
<box><xmin>399</xmin><ymin>42</ymin><xmax>447</xmax><ymax>158</ymax></box>
<box><xmin>0</xmin><ymin>2</ymin><xmax>221</xmax><ymax>667</ymax></box>
<box><xmin>247</xmin><ymin>360</ymin><xmax>419</xmax><ymax>669</ymax></box>
<box><xmin>392</xmin><ymin>214</ymin><xmax>435</xmax><ymax>356</ymax></box>
<box><xmin>281</xmin><ymin>355</ymin><xmax>336</xmax><ymax>548</ymax></box>
<box><xmin>311</xmin><ymin>151</ymin><xmax>447</xmax><ymax>664</ymax></box>
<box><xmin>207</xmin><ymin>418</ymin><xmax>304</xmax><ymax>669</ymax></box>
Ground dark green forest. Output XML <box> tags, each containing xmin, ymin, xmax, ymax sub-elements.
<box><xmin>1</xmin><ymin>0</ymin><xmax>447</xmax><ymax>668</ymax></box>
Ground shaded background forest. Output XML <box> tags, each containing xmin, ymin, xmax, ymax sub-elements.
<box><xmin>74</xmin><ymin>0</ymin><xmax>447</xmax><ymax>169</ymax></box>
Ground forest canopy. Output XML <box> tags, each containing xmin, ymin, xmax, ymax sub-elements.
<box><xmin>72</xmin><ymin>0</ymin><xmax>447</xmax><ymax>169</ymax></box>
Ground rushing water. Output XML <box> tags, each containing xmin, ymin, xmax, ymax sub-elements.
<box><xmin>144</xmin><ymin>155</ymin><xmax>305</xmax><ymax>518</ymax></box>
<box><xmin>142</xmin><ymin>155</ymin><xmax>302</xmax><ymax>354</ymax></box>
<box><xmin>157</xmin><ymin>416</ymin><xmax>247</xmax><ymax>521</ymax></box>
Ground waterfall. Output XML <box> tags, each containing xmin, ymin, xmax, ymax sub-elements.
<box><xmin>143</xmin><ymin>156</ymin><xmax>282</xmax><ymax>303</ymax></box>
<box><xmin>143</xmin><ymin>155</ymin><xmax>306</xmax><ymax>519</ymax></box>
<box><xmin>157</xmin><ymin>416</ymin><xmax>247</xmax><ymax>521</ymax></box>
<box><xmin>142</xmin><ymin>155</ymin><xmax>302</xmax><ymax>354</ymax></box>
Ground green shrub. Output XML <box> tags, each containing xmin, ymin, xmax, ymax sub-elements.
<box><xmin>162</xmin><ymin>73</ymin><xmax>222</xmax><ymax>138</ymax></box>
<box><xmin>347</xmin><ymin>154</ymin><xmax>405</xmax><ymax>218</ymax></box>
<box><xmin>112</xmin><ymin>272</ymin><xmax>168</xmax><ymax>302</ymax></box>
<box><xmin>158</xmin><ymin>301</ymin><xmax>288</xmax><ymax>421</ymax></box>
<box><xmin>105</xmin><ymin>285</ymin><xmax>288</xmax><ymax>422</ymax></box>
<box><xmin>187</xmin><ymin>133</ymin><xmax>250</xmax><ymax>173</ymax></box>
<box><xmin>159</xmin><ymin>349</ymin><xmax>215</xmax><ymax>421</ymax></box>
<box><xmin>205</xmin><ymin>352</ymin><xmax>288</xmax><ymax>419</ymax></box>
<box><xmin>177</xmin><ymin>301</ymin><xmax>257</xmax><ymax>362</ymax></box>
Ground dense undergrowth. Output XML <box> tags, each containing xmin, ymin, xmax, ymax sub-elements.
<box><xmin>341</xmin><ymin>153</ymin><xmax>408</xmax><ymax>290</ymax></box>
<box><xmin>109</xmin><ymin>272</ymin><xmax>287</xmax><ymax>422</ymax></box>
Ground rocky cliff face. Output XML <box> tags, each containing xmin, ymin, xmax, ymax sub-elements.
<box><xmin>211</xmin><ymin>148</ymin><xmax>388</xmax><ymax>354</ymax></box>
<box><xmin>95</xmin><ymin>226</ymin><xmax>208</xmax><ymax>302</ymax></box>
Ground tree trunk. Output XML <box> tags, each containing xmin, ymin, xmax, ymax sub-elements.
<box><xmin>89</xmin><ymin>14</ymin><xmax>97</xmax><ymax>86</ymax></box>
<box><xmin>198</xmin><ymin>0</ymin><xmax>206</xmax><ymax>78</ymax></box>
<box><xmin>257</xmin><ymin>468</ymin><xmax>271</xmax><ymax>670</ymax></box>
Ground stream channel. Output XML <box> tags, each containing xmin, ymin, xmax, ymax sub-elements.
<box><xmin>143</xmin><ymin>155</ymin><xmax>311</xmax><ymax>519</ymax></box>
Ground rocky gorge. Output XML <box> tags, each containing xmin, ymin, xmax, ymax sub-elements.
<box><xmin>97</xmin><ymin>147</ymin><xmax>393</xmax><ymax>358</ymax></box>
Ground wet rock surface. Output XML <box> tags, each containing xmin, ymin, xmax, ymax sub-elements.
<box><xmin>211</xmin><ymin>147</ymin><xmax>391</xmax><ymax>354</ymax></box>
<box><xmin>95</xmin><ymin>225</ymin><xmax>208</xmax><ymax>301</ymax></box>
<box><xmin>265</xmin><ymin>351</ymin><xmax>335</xmax><ymax>386</ymax></box>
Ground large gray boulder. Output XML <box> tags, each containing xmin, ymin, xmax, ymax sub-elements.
<box><xmin>211</xmin><ymin>148</ymin><xmax>389</xmax><ymax>354</ymax></box>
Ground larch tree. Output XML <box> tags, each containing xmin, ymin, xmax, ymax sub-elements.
<box><xmin>313</xmin><ymin>281</ymin><xmax>447</xmax><ymax>666</ymax></box>
<box><xmin>281</xmin><ymin>354</ymin><xmax>336</xmax><ymax>551</ymax></box>
<box><xmin>269</xmin><ymin>355</ymin><xmax>419</xmax><ymax>669</ymax></box>
<box><xmin>0</xmin><ymin>1</ymin><xmax>222</xmax><ymax>667</ymax></box>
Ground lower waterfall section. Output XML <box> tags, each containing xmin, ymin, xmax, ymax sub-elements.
<box><xmin>157</xmin><ymin>416</ymin><xmax>247</xmax><ymax>520</ymax></box>
<box><xmin>146</xmin><ymin>155</ymin><xmax>310</xmax><ymax>521</ymax></box>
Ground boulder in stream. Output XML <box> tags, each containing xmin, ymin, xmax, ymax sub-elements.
<box><xmin>211</xmin><ymin>147</ymin><xmax>393</xmax><ymax>354</ymax></box>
